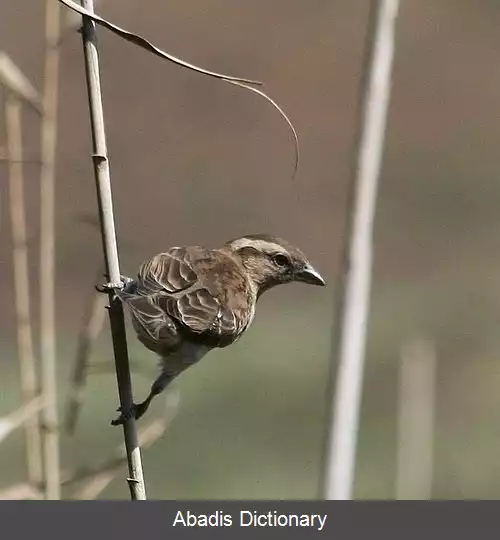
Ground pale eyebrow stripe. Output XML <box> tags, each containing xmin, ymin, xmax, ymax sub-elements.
<box><xmin>231</xmin><ymin>238</ymin><xmax>282</xmax><ymax>252</ymax></box>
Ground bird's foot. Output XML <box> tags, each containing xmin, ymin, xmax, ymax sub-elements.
<box><xmin>96</xmin><ymin>275</ymin><xmax>134</xmax><ymax>297</ymax></box>
<box><xmin>111</xmin><ymin>403</ymin><xmax>137</xmax><ymax>426</ymax></box>
<box><xmin>110</xmin><ymin>401</ymin><xmax>148</xmax><ymax>426</ymax></box>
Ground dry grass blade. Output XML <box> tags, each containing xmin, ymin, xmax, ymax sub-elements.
<box><xmin>322</xmin><ymin>0</ymin><xmax>400</xmax><ymax>500</ymax></box>
<box><xmin>39</xmin><ymin>0</ymin><xmax>62</xmax><ymax>500</ymax></box>
<box><xmin>227</xmin><ymin>81</ymin><xmax>300</xmax><ymax>180</ymax></box>
<box><xmin>57</xmin><ymin>0</ymin><xmax>299</xmax><ymax>178</ymax></box>
<box><xmin>0</xmin><ymin>397</ymin><xmax>45</xmax><ymax>445</ymax></box>
<box><xmin>79</xmin><ymin>0</ymin><xmax>146</xmax><ymax>500</ymax></box>
<box><xmin>5</xmin><ymin>93</ymin><xmax>44</xmax><ymax>489</ymax></box>
<box><xmin>59</xmin><ymin>0</ymin><xmax>260</xmax><ymax>84</ymax></box>
<box><xmin>0</xmin><ymin>52</ymin><xmax>42</xmax><ymax>113</ymax></box>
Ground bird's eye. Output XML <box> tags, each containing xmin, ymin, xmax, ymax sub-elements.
<box><xmin>273</xmin><ymin>254</ymin><xmax>290</xmax><ymax>268</ymax></box>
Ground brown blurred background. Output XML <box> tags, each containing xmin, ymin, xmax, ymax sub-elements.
<box><xmin>2</xmin><ymin>0</ymin><xmax>500</xmax><ymax>498</ymax></box>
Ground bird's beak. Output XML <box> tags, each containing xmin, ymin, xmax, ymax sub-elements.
<box><xmin>295</xmin><ymin>263</ymin><xmax>326</xmax><ymax>286</ymax></box>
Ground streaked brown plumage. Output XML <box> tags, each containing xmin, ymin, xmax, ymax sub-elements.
<box><xmin>111</xmin><ymin>234</ymin><xmax>325</xmax><ymax>425</ymax></box>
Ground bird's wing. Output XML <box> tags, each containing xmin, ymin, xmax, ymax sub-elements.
<box><xmin>126</xmin><ymin>294</ymin><xmax>179</xmax><ymax>348</ymax></box>
<box><xmin>123</xmin><ymin>248</ymin><xmax>239</xmax><ymax>347</ymax></box>
<box><xmin>136</xmin><ymin>247</ymin><xmax>199</xmax><ymax>294</ymax></box>
<box><xmin>118</xmin><ymin>248</ymin><xmax>198</xmax><ymax>351</ymax></box>
<box><xmin>158</xmin><ymin>288</ymin><xmax>237</xmax><ymax>340</ymax></box>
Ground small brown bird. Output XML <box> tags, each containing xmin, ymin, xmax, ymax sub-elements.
<box><xmin>111</xmin><ymin>234</ymin><xmax>325</xmax><ymax>425</ymax></box>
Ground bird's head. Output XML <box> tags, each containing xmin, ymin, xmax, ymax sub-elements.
<box><xmin>224</xmin><ymin>234</ymin><xmax>326</xmax><ymax>295</ymax></box>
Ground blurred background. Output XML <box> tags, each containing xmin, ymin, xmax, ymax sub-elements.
<box><xmin>2</xmin><ymin>0</ymin><xmax>500</xmax><ymax>499</ymax></box>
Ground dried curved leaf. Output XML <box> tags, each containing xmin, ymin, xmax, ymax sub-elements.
<box><xmin>59</xmin><ymin>0</ymin><xmax>260</xmax><ymax>84</ymax></box>
<box><xmin>58</xmin><ymin>0</ymin><xmax>299</xmax><ymax>178</ymax></box>
<box><xmin>227</xmin><ymin>80</ymin><xmax>300</xmax><ymax>179</ymax></box>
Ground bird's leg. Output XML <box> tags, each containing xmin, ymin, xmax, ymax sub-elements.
<box><xmin>111</xmin><ymin>371</ymin><xmax>174</xmax><ymax>426</ymax></box>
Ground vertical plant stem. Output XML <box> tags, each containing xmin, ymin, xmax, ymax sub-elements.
<box><xmin>322</xmin><ymin>0</ymin><xmax>400</xmax><ymax>500</ymax></box>
<box><xmin>79</xmin><ymin>0</ymin><xmax>146</xmax><ymax>500</ymax></box>
<box><xmin>40</xmin><ymin>0</ymin><xmax>62</xmax><ymax>500</ymax></box>
<box><xmin>396</xmin><ymin>338</ymin><xmax>436</xmax><ymax>500</ymax></box>
<box><xmin>5</xmin><ymin>94</ymin><xmax>44</xmax><ymax>494</ymax></box>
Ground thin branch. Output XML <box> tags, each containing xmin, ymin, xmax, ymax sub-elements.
<box><xmin>4</xmin><ymin>92</ymin><xmax>44</xmax><ymax>489</ymax></box>
<box><xmin>64</xmin><ymin>213</ymin><xmax>139</xmax><ymax>436</ymax></box>
<box><xmin>0</xmin><ymin>397</ymin><xmax>45</xmax><ymax>445</ymax></box>
<box><xmin>40</xmin><ymin>0</ymin><xmax>62</xmax><ymax>500</ymax></box>
<box><xmin>57</xmin><ymin>0</ymin><xmax>299</xmax><ymax>177</ymax></box>
<box><xmin>64</xmin><ymin>265</ymin><xmax>107</xmax><ymax>435</ymax></box>
<box><xmin>396</xmin><ymin>338</ymin><xmax>436</xmax><ymax>500</ymax></box>
<box><xmin>0</xmin><ymin>52</ymin><xmax>42</xmax><ymax>113</ymax></box>
<box><xmin>79</xmin><ymin>0</ymin><xmax>146</xmax><ymax>500</ymax></box>
<box><xmin>321</xmin><ymin>0</ymin><xmax>400</xmax><ymax>500</ymax></box>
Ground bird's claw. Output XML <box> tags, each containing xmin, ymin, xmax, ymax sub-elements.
<box><xmin>111</xmin><ymin>403</ymin><xmax>138</xmax><ymax>426</ymax></box>
<box><xmin>96</xmin><ymin>275</ymin><xmax>133</xmax><ymax>296</ymax></box>
<box><xmin>111</xmin><ymin>400</ymin><xmax>150</xmax><ymax>425</ymax></box>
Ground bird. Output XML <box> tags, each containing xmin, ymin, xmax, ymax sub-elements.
<box><xmin>109</xmin><ymin>233</ymin><xmax>325</xmax><ymax>425</ymax></box>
